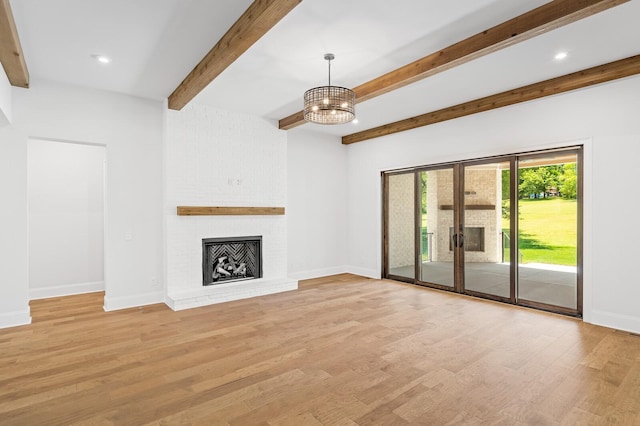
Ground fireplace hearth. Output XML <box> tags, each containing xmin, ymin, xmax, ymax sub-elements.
<box><xmin>202</xmin><ymin>236</ymin><xmax>262</xmax><ymax>286</ymax></box>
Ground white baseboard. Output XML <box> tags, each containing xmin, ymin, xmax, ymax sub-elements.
<box><xmin>346</xmin><ymin>265</ymin><xmax>381</xmax><ymax>279</ymax></box>
<box><xmin>288</xmin><ymin>266</ymin><xmax>348</xmax><ymax>281</ymax></box>
<box><xmin>166</xmin><ymin>277</ymin><xmax>298</xmax><ymax>311</ymax></box>
<box><xmin>0</xmin><ymin>308</ymin><xmax>31</xmax><ymax>329</ymax></box>
<box><xmin>589</xmin><ymin>309</ymin><xmax>640</xmax><ymax>334</ymax></box>
<box><xmin>30</xmin><ymin>281</ymin><xmax>105</xmax><ymax>300</ymax></box>
<box><xmin>103</xmin><ymin>291</ymin><xmax>164</xmax><ymax>312</ymax></box>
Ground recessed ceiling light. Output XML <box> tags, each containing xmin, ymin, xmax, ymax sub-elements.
<box><xmin>91</xmin><ymin>54</ymin><xmax>111</xmax><ymax>64</ymax></box>
<box><xmin>554</xmin><ymin>51</ymin><xmax>568</xmax><ymax>61</ymax></box>
<box><xmin>352</xmin><ymin>119</ymin><xmax>359</xmax><ymax>124</ymax></box>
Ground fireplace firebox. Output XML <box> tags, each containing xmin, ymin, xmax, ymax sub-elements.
<box><xmin>202</xmin><ymin>236</ymin><xmax>262</xmax><ymax>286</ymax></box>
<box><xmin>449</xmin><ymin>227</ymin><xmax>485</xmax><ymax>252</ymax></box>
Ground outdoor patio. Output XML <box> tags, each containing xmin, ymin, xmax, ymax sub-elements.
<box><xmin>390</xmin><ymin>261</ymin><xmax>577</xmax><ymax>309</ymax></box>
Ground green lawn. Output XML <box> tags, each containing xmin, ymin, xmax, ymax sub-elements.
<box><xmin>503</xmin><ymin>198</ymin><xmax>577</xmax><ymax>266</ymax></box>
<box><xmin>420</xmin><ymin>198</ymin><xmax>577</xmax><ymax>266</ymax></box>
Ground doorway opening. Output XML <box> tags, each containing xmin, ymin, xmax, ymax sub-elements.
<box><xmin>383</xmin><ymin>147</ymin><xmax>582</xmax><ymax>316</ymax></box>
<box><xmin>27</xmin><ymin>138</ymin><xmax>106</xmax><ymax>300</ymax></box>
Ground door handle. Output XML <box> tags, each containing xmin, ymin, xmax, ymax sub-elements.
<box><xmin>452</xmin><ymin>233</ymin><xmax>465</xmax><ymax>248</ymax></box>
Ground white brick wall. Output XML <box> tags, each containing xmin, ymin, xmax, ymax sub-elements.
<box><xmin>426</xmin><ymin>168</ymin><xmax>500</xmax><ymax>263</ymax></box>
<box><xmin>164</xmin><ymin>104</ymin><xmax>295</xmax><ymax>306</ymax></box>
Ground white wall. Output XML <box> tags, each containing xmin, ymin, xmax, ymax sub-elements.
<box><xmin>345</xmin><ymin>75</ymin><xmax>640</xmax><ymax>333</ymax></box>
<box><xmin>164</xmin><ymin>104</ymin><xmax>295</xmax><ymax>309</ymax></box>
<box><xmin>28</xmin><ymin>139</ymin><xmax>105</xmax><ymax>299</ymax></box>
<box><xmin>0</xmin><ymin>79</ymin><xmax>164</xmax><ymax>327</ymax></box>
<box><xmin>287</xmin><ymin>129</ymin><xmax>348</xmax><ymax>280</ymax></box>
<box><xmin>0</xmin><ymin>67</ymin><xmax>11</xmax><ymax>125</ymax></box>
<box><xmin>0</xmin><ymin>124</ymin><xmax>29</xmax><ymax>327</ymax></box>
<box><xmin>1</xmin><ymin>71</ymin><xmax>637</xmax><ymax>335</ymax></box>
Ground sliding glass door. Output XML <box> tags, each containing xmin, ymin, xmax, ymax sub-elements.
<box><xmin>462</xmin><ymin>159</ymin><xmax>514</xmax><ymax>302</ymax></box>
<box><xmin>417</xmin><ymin>167</ymin><xmax>455</xmax><ymax>289</ymax></box>
<box><xmin>384</xmin><ymin>171</ymin><xmax>415</xmax><ymax>281</ymax></box>
<box><xmin>517</xmin><ymin>151</ymin><xmax>581</xmax><ymax>313</ymax></box>
<box><xmin>382</xmin><ymin>147</ymin><xmax>582</xmax><ymax>316</ymax></box>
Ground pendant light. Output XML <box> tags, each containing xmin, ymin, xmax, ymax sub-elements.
<box><xmin>303</xmin><ymin>53</ymin><xmax>355</xmax><ymax>124</ymax></box>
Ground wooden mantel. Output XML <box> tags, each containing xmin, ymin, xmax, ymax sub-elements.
<box><xmin>177</xmin><ymin>206</ymin><xmax>285</xmax><ymax>216</ymax></box>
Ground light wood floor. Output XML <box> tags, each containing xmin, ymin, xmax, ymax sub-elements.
<box><xmin>1</xmin><ymin>274</ymin><xmax>639</xmax><ymax>425</ymax></box>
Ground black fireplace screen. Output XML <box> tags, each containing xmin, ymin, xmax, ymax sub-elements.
<box><xmin>202</xmin><ymin>236</ymin><xmax>262</xmax><ymax>285</ymax></box>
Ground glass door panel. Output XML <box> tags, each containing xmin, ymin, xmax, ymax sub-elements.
<box><xmin>382</xmin><ymin>147</ymin><xmax>581</xmax><ymax>317</ymax></box>
<box><xmin>386</xmin><ymin>172</ymin><xmax>415</xmax><ymax>280</ymax></box>
<box><xmin>463</xmin><ymin>160</ymin><xmax>512</xmax><ymax>299</ymax></box>
<box><xmin>517</xmin><ymin>152</ymin><xmax>579</xmax><ymax>310</ymax></box>
<box><xmin>418</xmin><ymin>168</ymin><xmax>455</xmax><ymax>288</ymax></box>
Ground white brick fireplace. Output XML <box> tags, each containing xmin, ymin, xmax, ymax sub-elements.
<box><xmin>163</xmin><ymin>104</ymin><xmax>297</xmax><ymax>310</ymax></box>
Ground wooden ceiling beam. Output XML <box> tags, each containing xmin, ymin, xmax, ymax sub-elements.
<box><xmin>168</xmin><ymin>0</ymin><xmax>302</xmax><ymax>111</ymax></box>
<box><xmin>0</xmin><ymin>0</ymin><xmax>29</xmax><ymax>88</ymax></box>
<box><xmin>279</xmin><ymin>0</ymin><xmax>628</xmax><ymax>130</ymax></box>
<box><xmin>342</xmin><ymin>54</ymin><xmax>640</xmax><ymax>145</ymax></box>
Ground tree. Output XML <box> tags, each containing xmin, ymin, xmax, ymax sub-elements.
<box><xmin>518</xmin><ymin>165</ymin><xmax>563</xmax><ymax>198</ymax></box>
<box><xmin>501</xmin><ymin>169</ymin><xmax>510</xmax><ymax>199</ymax></box>
<box><xmin>559</xmin><ymin>163</ymin><xmax>577</xmax><ymax>199</ymax></box>
<box><xmin>519</xmin><ymin>167</ymin><xmax>546</xmax><ymax>198</ymax></box>
<box><xmin>502</xmin><ymin>169</ymin><xmax>510</xmax><ymax>219</ymax></box>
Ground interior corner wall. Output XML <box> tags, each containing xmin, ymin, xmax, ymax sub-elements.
<box><xmin>0</xmin><ymin>80</ymin><xmax>164</xmax><ymax>324</ymax></box>
<box><xmin>346</xmin><ymin>75</ymin><xmax>640</xmax><ymax>334</ymax></box>
<box><xmin>287</xmin><ymin>129</ymin><xmax>348</xmax><ymax>280</ymax></box>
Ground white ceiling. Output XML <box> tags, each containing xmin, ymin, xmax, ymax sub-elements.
<box><xmin>9</xmin><ymin>0</ymin><xmax>640</xmax><ymax>138</ymax></box>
